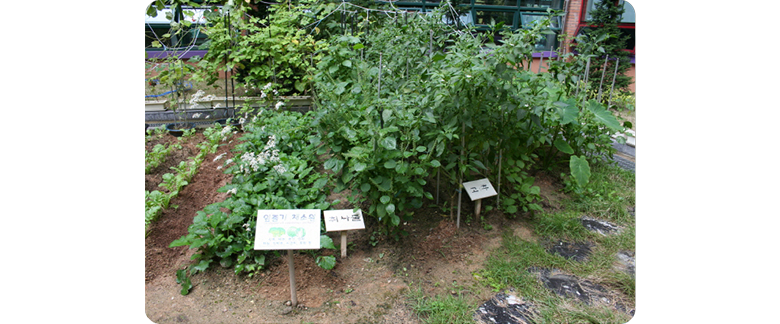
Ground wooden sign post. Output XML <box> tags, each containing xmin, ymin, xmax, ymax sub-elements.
<box><xmin>254</xmin><ymin>209</ymin><xmax>321</xmax><ymax>307</ymax></box>
<box><xmin>323</xmin><ymin>209</ymin><xmax>365</xmax><ymax>258</ymax></box>
<box><xmin>462</xmin><ymin>178</ymin><xmax>498</xmax><ymax>218</ymax></box>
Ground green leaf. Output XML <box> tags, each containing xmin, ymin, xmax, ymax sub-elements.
<box><xmin>472</xmin><ymin>160</ymin><xmax>487</xmax><ymax>170</ymax></box>
<box><xmin>586</xmin><ymin>100</ymin><xmax>622</xmax><ymax>131</ymax></box>
<box><xmin>316</xmin><ymin>256</ymin><xmax>336</xmax><ymax>270</ymax></box>
<box><xmin>386</xmin><ymin>203</ymin><xmax>396</xmax><ymax>214</ymax></box>
<box><xmin>176</xmin><ymin>269</ymin><xmax>192</xmax><ymax>295</ymax></box>
<box><xmin>313</xmin><ymin>178</ymin><xmax>328</xmax><ymax>189</ymax></box>
<box><xmin>432</xmin><ymin>53</ymin><xmax>446</xmax><ymax>62</ymax></box>
<box><xmin>360</xmin><ymin>183</ymin><xmax>371</xmax><ymax>192</ymax></box>
<box><xmin>320</xmin><ymin>235</ymin><xmax>336</xmax><ymax>249</ymax></box>
<box><xmin>353</xmin><ymin>43</ymin><xmax>365</xmax><ymax>50</ymax></box>
<box><xmin>380</xmin><ymin>195</ymin><xmax>391</xmax><ymax>204</ymax></box>
<box><xmin>384</xmin><ymin>160</ymin><xmax>397</xmax><ymax>169</ymax></box>
<box><xmin>430</xmin><ymin>160</ymin><xmax>441</xmax><ymax>168</ymax></box>
<box><xmin>390</xmin><ymin>214</ymin><xmax>400</xmax><ymax>227</ymax></box>
<box><xmin>342</xmin><ymin>60</ymin><xmax>352</xmax><ymax>68</ymax></box>
<box><xmin>192</xmin><ymin>259</ymin><xmax>212</xmax><ymax>273</ymax></box>
<box><xmin>380</xmin><ymin>137</ymin><xmax>397</xmax><ymax>150</ymax></box>
<box><xmin>569</xmin><ymin>155</ymin><xmax>591</xmax><ymax>186</ymax></box>
<box><xmin>554</xmin><ymin>138</ymin><xmax>574</xmax><ymax>154</ymax></box>
<box><xmin>353</xmin><ymin>162</ymin><xmax>367</xmax><ymax>172</ymax></box>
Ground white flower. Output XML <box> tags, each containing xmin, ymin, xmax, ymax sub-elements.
<box><xmin>273</xmin><ymin>163</ymin><xmax>287</xmax><ymax>174</ymax></box>
<box><xmin>263</xmin><ymin>83</ymin><xmax>272</xmax><ymax>90</ymax></box>
<box><xmin>213</xmin><ymin>152</ymin><xmax>227</xmax><ymax>162</ymax></box>
<box><xmin>227</xmin><ymin>188</ymin><xmax>238</xmax><ymax>195</ymax></box>
<box><xmin>274</xmin><ymin>101</ymin><xmax>284</xmax><ymax>110</ymax></box>
<box><xmin>192</xmin><ymin>113</ymin><xmax>202</xmax><ymax>118</ymax></box>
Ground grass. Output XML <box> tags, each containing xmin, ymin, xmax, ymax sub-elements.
<box><xmin>408</xmin><ymin>287</ymin><xmax>478</xmax><ymax>324</ymax></box>
<box><xmin>407</xmin><ymin>160</ymin><xmax>635</xmax><ymax>324</ymax></box>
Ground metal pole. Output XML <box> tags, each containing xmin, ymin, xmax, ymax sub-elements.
<box><xmin>597</xmin><ymin>55</ymin><xmax>609</xmax><ymax>102</ymax></box>
<box><xmin>608</xmin><ymin>57</ymin><xmax>620</xmax><ymax>108</ymax></box>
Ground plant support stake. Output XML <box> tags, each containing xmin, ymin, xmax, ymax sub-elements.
<box><xmin>288</xmin><ymin>250</ymin><xmax>297</xmax><ymax>307</ymax></box>
<box><xmin>341</xmin><ymin>231</ymin><xmax>348</xmax><ymax>258</ymax></box>
<box><xmin>597</xmin><ymin>55</ymin><xmax>609</xmax><ymax>102</ymax></box>
<box><xmin>607</xmin><ymin>57</ymin><xmax>620</xmax><ymax>108</ymax></box>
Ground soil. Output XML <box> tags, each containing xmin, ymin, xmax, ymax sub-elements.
<box><xmin>145</xmin><ymin>129</ymin><xmax>631</xmax><ymax>323</ymax></box>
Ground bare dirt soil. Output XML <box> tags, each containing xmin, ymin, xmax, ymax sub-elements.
<box><xmin>144</xmin><ymin>130</ymin><xmax>623</xmax><ymax>324</ymax></box>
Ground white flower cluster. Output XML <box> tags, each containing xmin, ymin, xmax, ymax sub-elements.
<box><xmin>189</xmin><ymin>90</ymin><xmax>218</xmax><ymax>106</ymax></box>
<box><xmin>220</xmin><ymin>125</ymin><xmax>232</xmax><ymax>140</ymax></box>
<box><xmin>259</xmin><ymin>83</ymin><xmax>278</xmax><ymax>100</ymax></box>
<box><xmin>237</xmin><ymin>135</ymin><xmax>281</xmax><ymax>175</ymax></box>
<box><xmin>274</xmin><ymin>101</ymin><xmax>284</xmax><ymax>110</ymax></box>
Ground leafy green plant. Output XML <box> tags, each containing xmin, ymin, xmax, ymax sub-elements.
<box><xmin>170</xmin><ymin>109</ymin><xmax>334</xmax><ymax>294</ymax></box>
<box><xmin>192</xmin><ymin>0</ymin><xmax>328</xmax><ymax>96</ymax></box>
<box><xmin>145</xmin><ymin>142</ymin><xmax>181</xmax><ymax>174</ymax></box>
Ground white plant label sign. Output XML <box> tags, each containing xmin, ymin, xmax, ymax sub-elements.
<box><xmin>323</xmin><ymin>209</ymin><xmax>365</xmax><ymax>232</ymax></box>
<box><xmin>254</xmin><ymin>209</ymin><xmax>321</xmax><ymax>250</ymax></box>
<box><xmin>462</xmin><ymin>178</ymin><xmax>498</xmax><ymax>201</ymax></box>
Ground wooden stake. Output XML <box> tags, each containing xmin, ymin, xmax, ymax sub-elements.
<box><xmin>475</xmin><ymin>199</ymin><xmax>482</xmax><ymax>218</ymax></box>
<box><xmin>287</xmin><ymin>250</ymin><xmax>297</xmax><ymax>307</ymax></box>
<box><xmin>340</xmin><ymin>231</ymin><xmax>348</xmax><ymax>258</ymax></box>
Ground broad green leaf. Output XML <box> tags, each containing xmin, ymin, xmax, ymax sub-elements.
<box><xmin>342</xmin><ymin>60</ymin><xmax>352</xmax><ymax>68</ymax></box>
<box><xmin>192</xmin><ymin>259</ymin><xmax>212</xmax><ymax>273</ymax></box>
<box><xmin>554</xmin><ymin>138</ymin><xmax>574</xmax><ymax>154</ymax></box>
<box><xmin>384</xmin><ymin>160</ymin><xmax>397</xmax><ymax>169</ymax></box>
<box><xmin>320</xmin><ymin>235</ymin><xmax>336</xmax><ymax>249</ymax></box>
<box><xmin>386</xmin><ymin>203</ymin><xmax>396</xmax><ymax>214</ymax></box>
<box><xmin>390</xmin><ymin>214</ymin><xmax>400</xmax><ymax>227</ymax></box>
<box><xmin>360</xmin><ymin>183</ymin><xmax>371</xmax><ymax>192</ymax></box>
<box><xmin>380</xmin><ymin>195</ymin><xmax>391</xmax><ymax>204</ymax></box>
<box><xmin>586</xmin><ymin>100</ymin><xmax>622</xmax><ymax>131</ymax></box>
<box><xmin>569</xmin><ymin>155</ymin><xmax>591</xmax><ymax>186</ymax></box>
<box><xmin>430</xmin><ymin>160</ymin><xmax>441</xmax><ymax>168</ymax></box>
<box><xmin>472</xmin><ymin>160</ymin><xmax>487</xmax><ymax>170</ymax></box>
<box><xmin>353</xmin><ymin>43</ymin><xmax>365</xmax><ymax>50</ymax></box>
<box><xmin>380</xmin><ymin>137</ymin><xmax>397</xmax><ymax>150</ymax></box>
<box><xmin>316</xmin><ymin>255</ymin><xmax>336</xmax><ymax>270</ymax></box>
<box><xmin>382</xmin><ymin>109</ymin><xmax>393</xmax><ymax>121</ymax></box>
<box><xmin>353</xmin><ymin>162</ymin><xmax>367</xmax><ymax>172</ymax></box>
<box><xmin>313</xmin><ymin>178</ymin><xmax>328</xmax><ymax>189</ymax></box>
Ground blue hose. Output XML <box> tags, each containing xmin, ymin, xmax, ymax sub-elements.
<box><xmin>145</xmin><ymin>80</ymin><xmax>194</xmax><ymax>98</ymax></box>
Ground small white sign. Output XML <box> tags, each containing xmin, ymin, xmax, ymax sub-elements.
<box><xmin>323</xmin><ymin>209</ymin><xmax>365</xmax><ymax>232</ymax></box>
<box><xmin>254</xmin><ymin>209</ymin><xmax>321</xmax><ymax>250</ymax></box>
<box><xmin>463</xmin><ymin>178</ymin><xmax>498</xmax><ymax>201</ymax></box>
